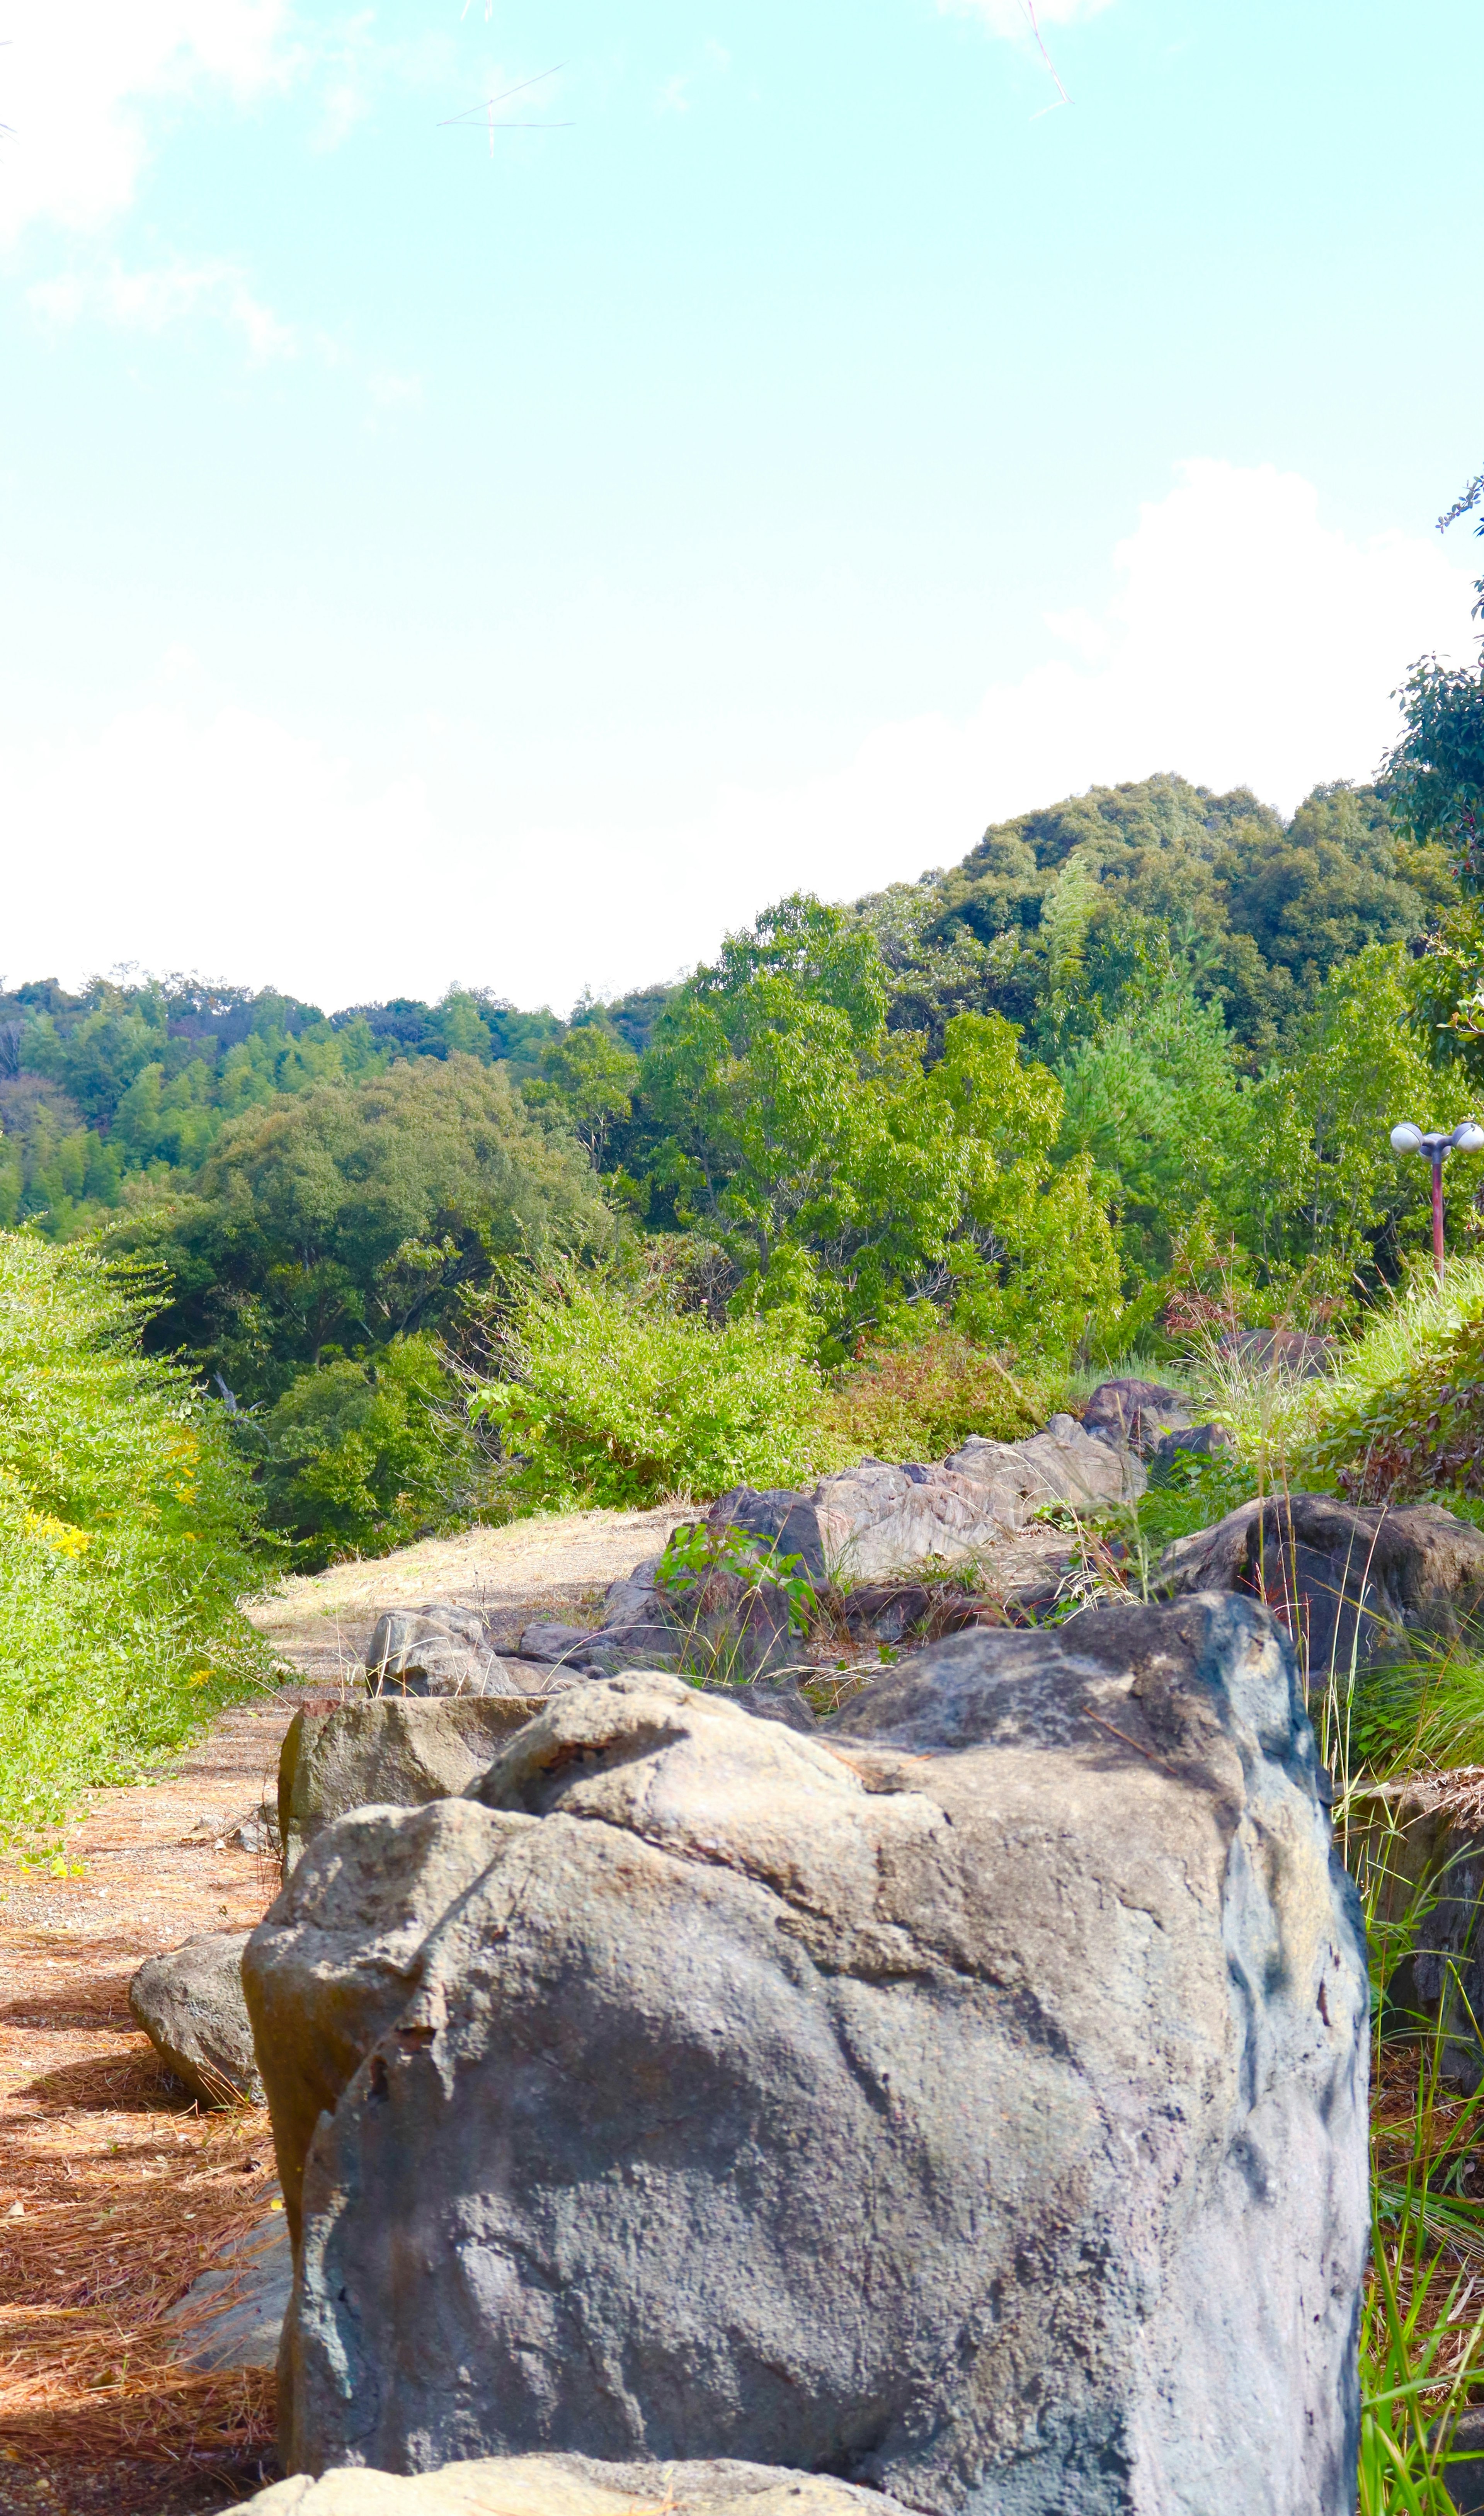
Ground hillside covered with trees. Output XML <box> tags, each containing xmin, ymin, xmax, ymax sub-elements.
<box><xmin>5</xmin><ymin>629</ymin><xmax>1484</xmax><ymax>1567</ymax></box>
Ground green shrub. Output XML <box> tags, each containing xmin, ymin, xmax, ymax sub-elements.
<box><xmin>470</xmin><ymin>1264</ymin><xmax>854</xmax><ymax>1510</ymax></box>
<box><xmin>0</xmin><ymin>1232</ymin><xmax>268</xmax><ymax>1830</ymax></box>
<box><xmin>820</xmin><ymin>1328</ymin><xmax>1053</xmax><ymax>1460</ymax></box>
<box><xmin>254</xmin><ymin>1333</ymin><xmax>491</xmax><ymax>1567</ymax></box>
<box><xmin>470</xmin><ymin>1268</ymin><xmax>1063</xmax><ymax>1512</ymax></box>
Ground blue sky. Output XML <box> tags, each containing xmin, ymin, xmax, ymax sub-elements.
<box><xmin>2</xmin><ymin>0</ymin><xmax>1481</xmax><ymax>1013</ymax></box>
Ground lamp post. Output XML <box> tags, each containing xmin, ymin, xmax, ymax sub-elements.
<box><xmin>1389</xmin><ymin>1119</ymin><xmax>1484</xmax><ymax>1280</ymax></box>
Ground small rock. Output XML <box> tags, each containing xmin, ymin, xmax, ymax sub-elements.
<box><xmin>128</xmin><ymin>1931</ymin><xmax>260</xmax><ymax>2106</ymax></box>
<box><xmin>237</xmin><ymin>2456</ymin><xmax>912</xmax><ymax>2514</ymax></box>
<box><xmin>1150</xmin><ymin>1421</ymin><xmax>1237</xmax><ymax>1481</ymax></box>
<box><xmin>1081</xmin><ymin>1376</ymin><xmax>1192</xmax><ymax>1456</ymax></box>
<box><xmin>167</xmin><ymin>2203</ymin><xmax>292</xmax><ymax>2369</ymax></box>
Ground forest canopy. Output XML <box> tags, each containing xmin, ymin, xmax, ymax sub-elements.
<box><xmin>7</xmin><ymin>740</ymin><xmax>1484</xmax><ymax>1563</ymax></box>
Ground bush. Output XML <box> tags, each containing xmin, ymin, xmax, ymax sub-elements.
<box><xmin>820</xmin><ymin>1329</ymin><xmax>1053</xmax><ymax>1459</ymax></box>
<box><xmin>254</xmin><ymin>1333</ymin><xmax>494</xmax><ymax>1567</ymax></box>
<box><xmin>470</xmin><ymin>1267</ymin><xmax>1058</xmax><ymax>1512</ymax></box>
<box><xmin>471</xmin><ymin>1264</ymin><xmax>854</xmax><ymax>1510</ymax></box>
<box><xmin>0</xmin><ymin>1232</ymin><xmax>268</xmax><ymax>1830</ymax></box>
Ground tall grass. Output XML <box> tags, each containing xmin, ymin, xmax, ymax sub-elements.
<box><xmin>0</xmin><ymin>1232</ymin><xmax>270</xmax><ymax>1831</ymax></box>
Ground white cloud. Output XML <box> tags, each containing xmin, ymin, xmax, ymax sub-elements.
<box><xmin>0</xmin><ymin>0</ymin><xmax>297</xmax><ymax>245</ymax></box>
<box><xmin>0</xmin><ymin>463</ymin><xmax>1477</xmax><ymax>1012</ymax></box>
<box><xmin>26</xmin><ymin>255</ymin><xmax>294</xmax><ymax>356</ymax></box>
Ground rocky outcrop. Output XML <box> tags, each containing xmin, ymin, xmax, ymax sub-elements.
<box><xmin>278</xmin><ymin>1697</ymin><xmax>556</xmax><ymax>1877</ymax></box>
<box><xmin>1159</xmin><ymin>1493</ymin><xmax>1484</xmax><ymax>1681</ymax></box>
<box><xmin>129</xmin><ymin>1930</ymin><xmax>260</xmax><ymax>2106</ymax></box>
<box><xmin>507</xmin><ymin>1422</ymin><xmax>1145</xmax><ymax>1685</ymax></box>
<box><xmin>246</xmin><ymin>1606</ymin><xmax>1367</xmax><ymax>2511</ymax></box>
<box><xmin>364</xmin><ymin>1602</ymin><xmax>525</xmax><ymax>1697</ymax></box>
<box><xmin>240</xmin><ymin>2458</ymin><xmax>912</xmax><ymax>2514</ymax></box>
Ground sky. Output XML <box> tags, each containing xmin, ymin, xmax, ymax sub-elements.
<box><xmin>1</xmin><ymin>0</ymin><xmax>1481</xmax><ymax>1017</ymax></box>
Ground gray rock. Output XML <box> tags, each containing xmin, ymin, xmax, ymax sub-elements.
<box><xmin>129</xmin><ymin>1930</ymin><xmax>260</xmax><ymax>2106</ymax></box>
<box><xmin>239</xmin><ymin>2455</ymin><xmax>912</xmax><ymax>2514</ymax></box>
<box><xmin>1081</xmin><ymin>1375</ymin><xmax>1192</xmax><ymax>1456</ymax></box>
<box><xmin>705</xmin><ymin>1485</ymin><xmax>829</xmax><ymax>1583</ymax></box>
<box><xmin>1150</xmin><ymin>1420</ymin><xmax>1236</xmax><ymax>1481</ymax></box>
<box><xmin>167</xmin><ymin>2203</ymin><xmax>292</xmax><ymax>2369</ymax></box>
<box><xmin>364</xmin><ymin>1600</ymin><xmax>517</xmax><ymax>1697</ymax></box>
<box><xmin>231</xmin><ymin>1799</ymin><xmax>283</xmax><ymax>1857</ymax></box>
<box><xmin>277</xmin><ymin>1696</ymin><xmax>556</xmax><ymax>1877</ymax></box>
<box><xmin>1158</xmin><ymin>1493</ymin><xmax>1484</xmax><ymax>1682</ymax></box>
<box><xmin>1350</xmin><ymin>1770</ymin><xmax>1484</xmax><ymax>2090</ymax></box>
<box><xmin>515</xmin><ymin>1620</ymin><xmax>597</xmax><ymax>1667</ymax></box>
<box><xmin>247</xmin><ymin>1612</ymin><xmax>1367</xmax><ymax>2511</ymax></box>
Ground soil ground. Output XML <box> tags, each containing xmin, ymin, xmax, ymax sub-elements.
<box><xmin>0</xmin><ymin>1502</ymin><xmax>1070</xmax><ymax>2513</ymax></box>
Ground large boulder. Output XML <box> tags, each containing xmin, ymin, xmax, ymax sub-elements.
<box><xmin>129</xmin><ymin>1930</ymin><xmax>260</xmax><ymax>2106</ymax></box>
<box><xmin>278</xmin><ymin>1697</ymin><xmax>556</xmax><ymax>1877</ymax></box>
<box><xmin>705</xmin><ymin>1419</ymin><xmax>1143</xmax><ymax>1592</ymax></box>
<box><xmin>245</xmin><ymin>1608</ymin><xmax>1367</xmax><ymax>2511</ymax></box>
<box><xmin>1159</xmin><ymin>1493</ymin><xmax>1484</xmax><ymax>1682</ymax></box>
<box><xmin>240</xmin><ymin>2457</ymin><xmax>911</xmax><ymax>2514</ymax></box>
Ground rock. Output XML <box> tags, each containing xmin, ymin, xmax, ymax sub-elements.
<box><xmin>247</xmin><ymin>1611</ymin><xmax>1367</xmax><ymax>2509</ymax></box>
<box><xmin>1080</xmin><ymin>1375</ymin><xmax>1192</xmax><ymax>1456</ymax></box>
<box><xmin>277</xmin><ymin>1696</ymin><xmax>555</xmax><ymax>1877</ymax></box>
<box><xmin>1220</xmin><ymin>1328</ymin><xmax>1333</xmax><ymax>1378</ymax></box>
<box><xmin>231</xmin><ymin>1800</ymin><xmax>283</xmax><ymax>1858</ymax></box>
<box><xmin>364</xmin><ymin>1601</ymin><xmax>518</xmax><ymax>1697</ymax></box>
<box><xmin>1438</xmin><ymin>2405</ymin><xmax>1484</xmax><ymax>2513</ymax></box>
<box><xmin>705</xmin><ymin>1486</ymin><xmax>829</xmax><ymax>1583</ymax></box>
<box><xmin>1159</xmin><ymin>1493</ymin><xmax>1484</xmax><ymax>1681</ymax></box>
<box><xmin>239</xmin><ymin>2456</ymin><xmax>911</xmax><ymax>2514</ymax></box>
<box><xmin>515</xmin><ymin>1620</ymin><xmax>599</xmax><ymax>1668</ymax></box>
<box><xmin>1150</xmin><ymin>1420</ymin><xmax>1236</xmax><ymax>1481</ymax></box>
<box><xmin>1348</xmin><ymin>1770</ymin><xmax>1484</xmax><ymax>2089</ymax></box>
<box><xmin>167</xmin><ymin>2203</ymin><xmax>292</xmax><ymax>2369</ymax></box>
<box><xmin>839</xmin><ymin>1580</ymin><xmax>987</xmax><ymax>1645</ymax></box>
<box><xmin>129</xmin><ymin>1930</ymin><xmax>261</xmax><ymax>2106</ymax></box>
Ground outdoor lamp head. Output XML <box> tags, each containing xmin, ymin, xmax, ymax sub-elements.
<box><xmin>1452</xmin><ymin>1121</ymin><xmax>1484</xmax><ymax>1154</ymax></box>
<box><xmin>1390</xmin><ymin>1122</ymin><xmax>1424</xmax><ymax>1155</ymax></box>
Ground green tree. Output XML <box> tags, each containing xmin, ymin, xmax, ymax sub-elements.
<box><xmin>639</xmin><ymin>896</ymin><xmax>1118</xmax><ymax>1357</ymax></box>
<box><xmin>115</xmin><ymin>1055</ymin><xmax>615</xmax><ymax>1407</ymax></box>
<box><xmin>524</xmin><ymin>1024</ymin><xmax>640</xmax><ymax>1163</ymax></box>
<box><xmin>255</xmin><ymin>1334</ymin><xmax>487</xmax><ymax>1565</ymax></box>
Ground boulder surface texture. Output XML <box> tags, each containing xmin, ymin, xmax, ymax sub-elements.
<box><xmin>279</xmin><ymin>1698</ymin><xmax>556</xmax><ymax>1876</ymax></box>
<box><xmin>364</xmin><ymin>1602</ymin><xmax>524</xmax><ymax>1698</ymax></box>
<box><xmin>1159</xmin><ymin>1493</ymin><xmax>1484</xmax><ymax>1682</ymax></box>
<box><xmin>129</xmin><ymin>1929</ymin><xmax>260</xmax><ymax>2105</ymax></box>
<box><xmin>240</xmin><ymin>2456</ymin><xmax>910</xmax><ymax>2513</ymax></box>
<box><xmin>245</xmin><ymin>1603</ymin><xmax>1367</xmax><ymax>2514</ymax></box>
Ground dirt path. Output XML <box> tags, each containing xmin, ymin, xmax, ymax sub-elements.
<box><xmin>244</xmin><ymin>1504</ymin><xmax>684</xmax><ymax>1683</ymax></box>
<box><xmin>0</xmin><ymin>1693</ymin><xmax>312</xmax><ymax>2513</ymax></box>
<box><xmin>0</xmin><ymin>1507</ymin><xmax>686</xmax><ymax>2514</ymax></box>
